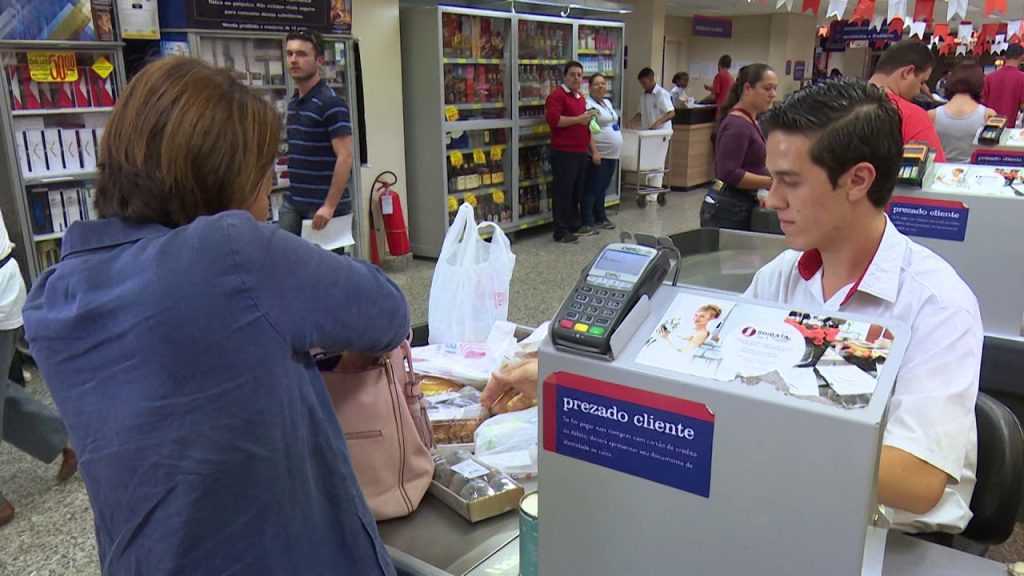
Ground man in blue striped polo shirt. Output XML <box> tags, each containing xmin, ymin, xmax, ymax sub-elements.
<box><xmin>280</xmin><ymin>30</ymin><xmax>354</xmax><ymax>237</ymax></box>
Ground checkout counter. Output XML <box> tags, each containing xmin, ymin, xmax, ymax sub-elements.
<box><xmin>669</xmin><ymin>104</ymin><xmax>717</xmax><ymax>190</ymax></box>
<box><xmin>380</xmin><ymin>228</ymin><xmax>1010</xmax><ymax>575</ymax></box>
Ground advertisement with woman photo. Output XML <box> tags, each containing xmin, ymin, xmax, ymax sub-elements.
<box><xmin>635</xmin><ymin>293</ymin><xmax>895</xmax><ymax>409</ymax></box>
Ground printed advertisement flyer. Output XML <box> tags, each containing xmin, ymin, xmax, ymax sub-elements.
<box><xmin>930</xmin><ymin>164</ymin><xmax>1024</xmax><ymax>198</ymax></box>
<box><xmin>635</xmin><ymin>293</ymin><xmax>894</xmax><ymax>409</ymax></box>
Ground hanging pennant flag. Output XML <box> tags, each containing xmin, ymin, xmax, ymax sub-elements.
<box><xmin>1007</xmin><ymin>21</ymin><xmax>1022</xmax><ymax>43</ymax></box>
<box><xmin>947</xmin><ymin>0</ymin><xmax>968</xmax><ymax>21</ymax></box>
<box><xmin>777</xmin><ymin>0</ymin><xmax>795</xmax><ymax>10</ymax></box>
<box><xmin>956</xmin><ymin>44</ymin><xmax>968</xmax><ymax>56</ymax></box>
<box><xmin>887</xmin><ymin>0</ymin><xmax>907</xmax><ymax>22</ymax></box>
<box><xmin>802</xmin><ymin>0</ymin><xmax>821</xmax><ymax>15</ymax></box>
<box><xmin>851</xmin><ymin>0</ymin><xmax>875</xmax><ymax>22</ymax></box>
<box><xmin>932</xmin><ymin>23</ymin><xmax>951</xmax><ymax>45</ymax></box>
<box><xmin>985</xmin><ymin>0</ymin><xmax>1007</xmax><ymax>17</ymax></box>
<box><xmin>826</xmin><ymin>0</ymin><xmax>848</xmax><ymax>18</ymax></box>
<box><xmin>979</xmin><ymin>23</ymin><xmax>1000</xmax><ymax>43</ymax></box>
<box><xmin>888</xmin><ymin>18</ymin><xmax>905</xmax><ymax>34</ymax></box>
<box><xmin>913</xmin><ymin>0</ymin><xmax>935</xmax><ymax>23</ymax></box>
<box><xmin>957</xmin><ymin>22</ymin><xmax>974</xmax><ymax>42</ymax></box>
<box><xmin>871</xmin><ymin>15</ymin><xmax>886</xmax><ymax>31</ymax></box>
<box><xmin>909</xmin><ymin>21</ymin><xmax>927</xmax><ymax>39</ymax></box>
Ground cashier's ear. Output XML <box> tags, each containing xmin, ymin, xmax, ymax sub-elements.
<box><xmin>839</xmin><ymin>161</ymin><xmax>876</xmax><ymax>204</ymax></box>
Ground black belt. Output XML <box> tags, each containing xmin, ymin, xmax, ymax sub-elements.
<box><xmin>710</xmin><ymin>180</ymin><xmax>758</xmax><ymax>204</ymax></box>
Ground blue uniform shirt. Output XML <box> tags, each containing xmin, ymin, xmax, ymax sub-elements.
<box><xmin>24</xmin><ymin>211</ymin><xmax>406</xmax><ymax>575</ymax></box>
<box><xmin>287</xmin><ymin>79</ymin><xmax>353</xmax><ymax>214</ymax></box>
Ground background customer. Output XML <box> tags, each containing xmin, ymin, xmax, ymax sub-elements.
<box><xmin>982</xmin><ymin>43</ymin><xmax>1024</xmax><ymax>128</ymax></box>
<box><xmin>582</xmin><ymin>73</ymin><xmax>621</xmax><ymax>232</ymax></box>
<box><xmin>702</xmin><ymin>64</ymin><xmax>777</xmax><ymax>231</ymax></box>
<box><xmin>929</xmin><ymin>62</ymin><xmax>997</xmax><ymax>163</ymax></box>
<box><xmin>23</xmin><ymin>57</ymin><xmax>408</xmax><ymax>576</ymax></box>
<box><xmin>545</xmin><ymin>60</ymin><xmax>598</xmax><ymax>244</ymax></box>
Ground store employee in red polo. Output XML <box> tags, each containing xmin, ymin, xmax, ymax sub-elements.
<box><xmin>545</xmin><ymin>61</ymin><xmax>599</xmax><ymax>244</ymax></box>
<box><xmin>869</xmin><ymin>40</ymin><xmax>947</xmax><ymax>163</ymax></box>
<box><xmin>749</xmin><ymin>79</ymin><xmax>980</xmax><ymax>539</ymax></box>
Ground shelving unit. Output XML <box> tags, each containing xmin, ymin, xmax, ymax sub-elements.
<box><xmin>401</xmin><ymin>5</ymin><xmax>623</xmax><ymax>257</ymax></box>
<box><xmin>0</xmin><ymin>42</ymin><xmax>126</xmax><ymax>279</ymax></box>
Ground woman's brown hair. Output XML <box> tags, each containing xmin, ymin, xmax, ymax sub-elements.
<box><xmin>95</xmin><ymin>57</ymin><xmax>280</xmax><ymax>227</ymax></box>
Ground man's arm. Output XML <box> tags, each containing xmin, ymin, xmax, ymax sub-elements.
<box><xmin>878</xmin><ymin>446</ymin><xmax>949</xmax><ymax>514</ymax></box>
<box><xmin>652</xmin><ymin>109</ymin><xmax>675</xmax><ymax>129</ymax></box>
<box><xmin>312</xmin><ymin>135</ymin><xmax>354</xmax><ymax>230</ymax></box>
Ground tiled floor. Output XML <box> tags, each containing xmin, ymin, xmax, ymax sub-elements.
<box><xmin>2</xmin><ymin>189</ymin><xmax>1022</xmax><ymax>574</ymax></box>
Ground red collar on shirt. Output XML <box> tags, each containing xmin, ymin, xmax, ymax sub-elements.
<box><xmin>797</xmin><ymin>247</ymin><xmax>879</xmax><ymax>307</ymax></box>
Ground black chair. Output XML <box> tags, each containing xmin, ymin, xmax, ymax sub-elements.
<box><xmin>960</xmin><ymin>392</ymin><xmax>1024</xmax><ymax>546</ymax></box>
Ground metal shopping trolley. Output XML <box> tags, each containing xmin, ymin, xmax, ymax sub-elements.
<box><xmin>620</xmin><ymin>128</ymin><xmax>672</xmax><ymax>208</ymax></box>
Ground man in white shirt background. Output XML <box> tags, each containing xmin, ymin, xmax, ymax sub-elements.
<box><xmin>627</xmin><ymin>67</ymin><xmax>675</xmax><ymax>130</ymax></box>
<box><xmin>749</xmin><ymin>78</ymin><xmax>981</xmax><ymax>539</ymax></box>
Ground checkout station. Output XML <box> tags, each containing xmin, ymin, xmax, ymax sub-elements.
<box><xmin>378</xmin><ymin>127</ymin><xmax>1024</xmax><ymax>574</ymax></box>
<box><xmin>381</xmin><ymin>201</ymin><xmax>1021</xmax><ymax>575</ymax></box>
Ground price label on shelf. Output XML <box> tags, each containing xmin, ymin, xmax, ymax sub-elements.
<box><xmin>492</xmin><ymin>190</ymin><xmax>505</xmax><ymax>204</ymax></box>
<box><xmin>490</xmin><ymin>146</ymin><xmax>504</xmax><ymax>161</ymax></box>
<box><xmin>444</xmin><ymin>105</ymin><xmax>460</xmax><ymax>122</ymax></box>
<box><xmin>449</xmin><ymin>151</ymin><xmax>464</xmax><ymax>167</ymax></box>
<box><xmin>28</xmin><ymin>52</ymin><xmax>78</xmax><ymax>83</ymax></box>
<box><xmin>91</xmin><ymin>56</ymin><xmax>114</xmax><ymax>79</ymax></box>
<box><xmin>473</xmin><ymin>148</ymin><xmax>486</xmax><ymax>164</ymax></box>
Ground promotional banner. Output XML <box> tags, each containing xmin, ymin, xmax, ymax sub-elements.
<box><xmin>187</xmin><ymin>0</ymin><xmax>352</xmax><ymax>34</ymax></box>
<box><xmin>0</xmin><ymin>0</ymin><xmax>112</xmax><ymax>41</ymax></box>
<box><xmin>117</xmin><ymin>0</ymin><xmax>159</xmax><ymax>39</ymax></box>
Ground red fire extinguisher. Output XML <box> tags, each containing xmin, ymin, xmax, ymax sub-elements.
<box><xmin>369</xmin><ymin>171</ymin><xmax>411</xmax><ymax>266</ymax></box>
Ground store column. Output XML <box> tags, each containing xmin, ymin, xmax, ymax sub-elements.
<box><xmin>620</xmin><ymin>0</ymin><xmax>667</xmax><ymax>122</ymax></box>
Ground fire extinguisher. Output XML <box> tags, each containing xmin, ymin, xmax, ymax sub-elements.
<box><xmin>369</xmin><ymin>171</ymin><xmax>411</xmax><ymax>267</ymax></box>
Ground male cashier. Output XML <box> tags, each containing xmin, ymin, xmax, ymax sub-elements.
<box><xmin>751</xmin><ymin>79</ymin><xmax>980</xmax><ymax>536</ymax></box>
<box><xmin>483</xmin><ymin>80</ymin><xmax>982</xmax><ymax>539</ymax></box>
<box><xmin>280</xmin><ymin>30</ymin><xmax>355</xmax><ymax>236</ymax></box>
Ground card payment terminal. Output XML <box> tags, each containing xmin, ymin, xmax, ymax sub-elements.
<box><xmin>551</xmin><ymin>243</ymin><xmax>672</xmax><ymax>358</ymax></box>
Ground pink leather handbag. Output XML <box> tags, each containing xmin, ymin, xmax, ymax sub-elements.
<box><xmin>320</xmin><ymin>340</ymin><xmax>435</xmax><ymax>521</ymax></box>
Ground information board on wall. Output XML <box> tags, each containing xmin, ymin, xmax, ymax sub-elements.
<box><xmin>188</xmin><ymin>0</ymin><xmax>352</xmax><ymax>34</ymax></box>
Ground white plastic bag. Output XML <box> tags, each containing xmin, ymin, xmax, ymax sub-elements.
<box><xmin>411</xmin><ymin>321</ymin><xmax>519</xmax><ymax>387</ymax></box>
<box><xmin>474</xmin><ymin>407</ymin><xmax>539</xmax><ymax>478</ymax></box>
<box><xmin>429</xmin><ymin>203</ymin><xmax>516</xmax><ymax>344</ymax></box>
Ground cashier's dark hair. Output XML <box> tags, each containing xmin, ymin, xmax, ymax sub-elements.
<box><xmin>95</xmin><ymin>57</ymin><xmax>280</xmax><ymax>227</ymax></box>
<box><xmin>761</xmin><ymin>79</ymin><xmax>902</xmax><ymax>208</ymax></box>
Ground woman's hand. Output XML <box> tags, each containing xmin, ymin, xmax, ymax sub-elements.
<box><xmin>481</xmin><ymin>358</ymin><xmax>539</xmax><ymax>407</ymax></box>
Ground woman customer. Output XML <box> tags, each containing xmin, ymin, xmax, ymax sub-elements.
<box><xmin>23</xmin><ymin>57</ymin><xmax>408</xmax><ymax>576</ymax></box>
<box><xmin>581</xmin><ymin>73</ymin><xmax>620</xmax><ymax>233</ymax></box>
<box><xmin>701</xmin><ymin>63</ymin><xmax>778</xmax><ymax>231</ymax></box>
<box><xmin>928</xmin><ymin>62</ymin><xmax>997</xmax><ymax>164</ymax></box>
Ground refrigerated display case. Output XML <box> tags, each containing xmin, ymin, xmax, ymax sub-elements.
<box><xmin>0</xmin><ymin>41</ymin><xmax>126</xmax><ymax>280</ymax></box>
<box><xmin>168</xmin><ymin>30</ymin><xmax>365</xmax><ymax>258</ymax></box>
<box><xmin>401</xmin><ymin>5</ymin><xmax>624</xmax><ymax>258</ymax></box>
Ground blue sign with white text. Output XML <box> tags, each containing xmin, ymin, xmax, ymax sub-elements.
<box><xmin>692</xmin><ymin>16</ymin><xmax>732</xmax><ymax>39</ymax></box>
<box><xmin>973</xmin><ymin>153</ymin><xmax>1024</xmax><ymax>167</ymax></box>
<box><xmin>887</xmin><ymin>197</ymin><xmax>969</xmax><ymax>242</ymax></box>
<box><xmin>544</xmin><ymin>373</ymin><xmax>715</xmax><ymax>498</ymax></box>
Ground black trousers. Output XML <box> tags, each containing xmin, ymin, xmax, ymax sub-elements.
<box><xmin>699</xmin><ymin>184</ymin><xmax>759</xmax><ymax>231</ymax></box>
<box><xmin>550</xmin><ymin>149</ymin><xmax>588</xmax><ymax>238</ymax></box>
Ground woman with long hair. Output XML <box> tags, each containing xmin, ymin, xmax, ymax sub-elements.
<box><xmin>701</xmin><ymin>63</ymin><xmax>778</xmax><ymax>231</ymax></box>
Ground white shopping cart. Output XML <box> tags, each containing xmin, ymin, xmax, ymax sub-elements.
<box><xmin>620</xmin><ymin>128</ymin><xmax>672</xmax><ymax>208</ymax></box>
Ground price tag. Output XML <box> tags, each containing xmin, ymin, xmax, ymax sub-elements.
<box><xmin>490</xmin><ymin>146</ymin><xmax>504</xmax><ymax>161</ymax></box>
<box><xmin>91</xmin><ymin>56</ymin><xmax>114</xmax><ymax>79</ymax></box>
<box><xmin>492</xmin><ymin>190</ymin><xmax>505</xmax><ymax>204</ymax></box>
<box><xmin>449</xmin><ymin>151</ymin><xmax>464</xmax><ymax>167</ymax></box>
<box><xmin>451</xmin><ymin>459</ymin><xmax>490</xmax><ymax>479</ymax></box>
<box><xmin>473</xmin><ymin>148</ymin><xmax>486</xmax><ymax>164</ymax></box>
<box><xmin>28</xmin><ymin>52</ymin><xmax>78</xmax><ymax>83</ymax></box>
<box><xmin>445</xmin><ymin>105</ymin><xmax>460</xmax><ymax>122</ymax></box>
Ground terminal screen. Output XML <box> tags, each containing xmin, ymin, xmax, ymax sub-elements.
<box><xmin>594</xmin><ymin>249</ymin><xmax>650</xmax><ymax>277</ymax></box>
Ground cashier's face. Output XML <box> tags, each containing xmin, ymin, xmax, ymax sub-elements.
<box><xmin>764</xmin><ymin>132</ymin><xmax>873</xmax><ymax>252</ymax></box>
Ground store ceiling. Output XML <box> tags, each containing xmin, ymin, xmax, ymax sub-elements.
<box><xmin>665</xmin><ymin>0</ymin><xmax>1023</xmax><ymax>25</ymax></box>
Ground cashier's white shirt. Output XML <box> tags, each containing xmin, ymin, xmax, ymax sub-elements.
<box><xmin>745</xmin><ymin>217</ymin><xmax>980</xmax><ymax>534</ymax></box>
<box><xmin>640</xmin><ymin>84</ymin><xmax>674</xmax><ymax>130</ymax></box>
